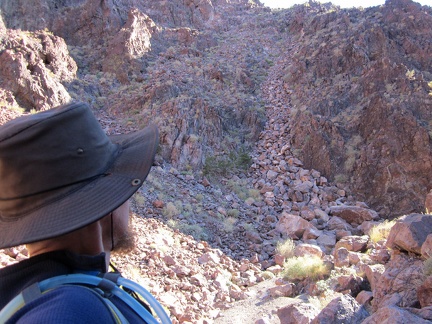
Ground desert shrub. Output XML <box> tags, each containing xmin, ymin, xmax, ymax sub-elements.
<box><xmin>424</xmin><ymin>258</ymin><xmax>432</xmax><ymax>276</ymax></box>
<box><xmin>227</xmin><ymin>208</ymin><xmax>240</xmax><ymax>218</ymax></box>
<box><xmin>223</xmin><ymin>217</ymin><xmax>237</xmax><ymax>233</ymax></box>
<box><xmin>133</xmin><ymin>192</ymin><xmax>145</xmax><ymax>207</ymax></box>
<box><xmin>276</xmin><ymin>238</ymin><xmax>295</xmax><ymax>259</ymax></box>
<box><xmin>226</xmin><ymin>179</ymin><xmax>262</xmax><ymax>203</ymax></box>
<box><xmin>180</xmin><ymin>223</ymin><xmax>208</xmax><ymax>241</ymax></box>
<box><xmin>334</xmin><ymin>173</ymin><xmax>348</xmax><ymax>183</ymax></box>
<box><xmin>369</xmin><ymin>220</ymin><xmax>396</xmax><ymax>243</ymax></box>
<box><xmin>242</xmin><ymin>222</ymin><xmax>254</xmax><ymax>232</ymax></box>
<box><xmin>163</xmin><ymin>202</ymin><xmax>179</xmax><ymax>218</ymax></box>
<box><xmin>203</xmin><ymin>148</ymin><xmax>252</xmax><ymax>178</ymax></box>
<box><xmin>248</xmin><ymin>189</ymin><xmax>261</xmax><ymax>200</ymax></box>
<box><xmin>166</xmin><ymin>219</ymin><xmax>179</xmax><ymax>229</ymax></box>
<box><xmin>282</xmin><ymin>256</ymin><xmax>330</xmax><ymax>282</ymax></box>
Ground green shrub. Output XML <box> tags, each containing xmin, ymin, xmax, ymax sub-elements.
<box><xmin>203</xmin><ymin>148</ymin><xmax>252</xmax><ymax>178</ymax></box>
<box><xmin>282</xmin><ymin>256</ymin><xmax>330</xmax><ymax>282</ymax></box>
<box><xmin>227</xmin><ymin>208</ymin><xmax>240</xmax><ymax>218</ymax></box>
<box><xmin>180</xmin><ymin>223</ymin><xmax>208</xmax><ymax>241</ymax></box>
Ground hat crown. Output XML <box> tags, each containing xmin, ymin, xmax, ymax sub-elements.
<box><xmin>0</xmin><ymin>102</ymin><xmax>118</xmax><ymax>217</ymax></box>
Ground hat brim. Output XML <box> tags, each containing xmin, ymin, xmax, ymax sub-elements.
<box><xmin>0</xmin><ymin>124</ymin><xmax>159</xmax><ymax>249</ymax></box>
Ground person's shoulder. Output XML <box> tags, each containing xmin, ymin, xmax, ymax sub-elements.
<box><xmin>7</xmin><ymin>285</ymin><xmax>117</xmax><ymax>323</ymax></box>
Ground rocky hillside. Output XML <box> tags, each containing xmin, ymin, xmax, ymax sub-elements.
<box><xmin>1</xmin><ymin>0</ymin><xmax>432</xmax><ymax>323</ymax></box>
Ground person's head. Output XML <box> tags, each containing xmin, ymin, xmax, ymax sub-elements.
<box><xmin>0</xmin><ymin>102</ymin><xmax>159</xmax><ymax>257</ymax></box>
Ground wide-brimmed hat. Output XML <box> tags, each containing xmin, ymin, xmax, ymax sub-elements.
<box><xmin>0</xmin><ymin>102</ymin><xmax>159</xmax><ymax>249</ymax></box>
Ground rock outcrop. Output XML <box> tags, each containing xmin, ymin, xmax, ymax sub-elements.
<box><xmin>1</xmin><ymin>0</ymin><xmax>432</xmax><ymax>323</ymax></box>
<box><xmin>270</xmin><ymin>0</ymin><xmax>432</xmax><ymax>217</ymax></box>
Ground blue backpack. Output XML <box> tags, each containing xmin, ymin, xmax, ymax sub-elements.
<box><xmin>0</xmin><ymin>272</ymin><xmax>171</xmax><ymax>324</ymax></box>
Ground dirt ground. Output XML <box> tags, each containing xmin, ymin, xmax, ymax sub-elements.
<box><xmin>214</xmin><ymin>278</ymin><xmax>298</xmax><ymax>324</ymax></box>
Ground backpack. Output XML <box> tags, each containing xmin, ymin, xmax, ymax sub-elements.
<box><xmin>0</xmin><ymin>272</ymin><xmax>171</xmax><ymax>324</ymax></box>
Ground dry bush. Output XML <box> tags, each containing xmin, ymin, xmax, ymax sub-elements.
<box><xmin>282</xmin><ymin>256</ymin><xmax>330</xmax><ymax>282</ymax></box>
<box><xmin>424</xmin><ymin>258</ymin><xmax>432</xmax><ymax>276</ymax></box>
<box><xmin>369</xmin><ymin>220</ymin><xmax>396</xmax><ymax>243</ymax></box>
<box><xmin>276</xmin><ymin>238</ymin><xmax>295</xmax><ymax>259</ymax></box>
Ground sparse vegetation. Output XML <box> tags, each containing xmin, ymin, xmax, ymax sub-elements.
<box><xmin>226</xmin><ymin>178</ymin><xmax>262</xmax><ymax>203</ymax></box>
<box><xmin>133</xmin><ymin>192</ymin><xmax>146</xmax><ymax>207</ymax></box>
<box><xmin>369</xmin><ymin>220</ymin><xmax>397</xmax><ymax>243</ymax></box>
<box><xmin>276</xmin><ymin>238</ymin><xmax>296</xmax><ymax>259</ymax></box>
<box><xmin>334</xmin><ymin>173</ymin><xmax>348</xmax><ymax>183</ymax></box>
<box><xmin>223</xmin><ymin>217</ymin><xmax>237</xmax><ymax>233</ymax></box>
<box><xmin>227</xmin><ymin>208</ymin><xmax>240</xmax><ymax>218</ymax></box>
<box><xmin>423</xmin><ymin>258</ymin><xmax>432</xmax><ymax>276</ymax></box>
<box><xmin>282</xmin><ymin>256</ymin><xmax>330</xmax><ymax>282</ymax></box>
<box><xmin>203</xmin><ymin>149</ymin><xmax>252</xmax><ymax>178</ymax></box>
<box><xmin>163</xmin><ymin>202</ymin><xmax>180</xmax><ymax>218</ymax></box>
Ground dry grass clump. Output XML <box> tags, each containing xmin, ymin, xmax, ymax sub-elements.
<box><xmin>424</xmin><ymin>258</ymin><xmax>432</xmax><ymax>276</ymax></box>
<box><xmin>276</xmin><ymin>238</ymin><xmax>295</xmax><ymax>259</ymax></box>
<box><xmin>223</xmin><ymin>217</ymin><xmax>237</xmax><ymax>233</ymax></box>
<box><xmin>282</xmin><ymin>256</ymin><xmax>330</xmax><ymax>282</ymax></box>
<box><xmin>369</xmin><ymin>220</ymin><xmax>396</xmax><ymax>243</ymax></box>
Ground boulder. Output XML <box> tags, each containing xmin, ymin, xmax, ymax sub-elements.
<box><xmin>311</xmin><ymin>294</ymin><xmax>369</xmax><ymax>324</ymax></box>
<box><xmin>417</xmin><ymin>275</ymin><xmax>432</xmax><ymax>308</ymax></box>
<box><xmin>361</xmin><ymin>306</ymin><xmax>431</xmax><ymax>324</ymax></box>
<box><xmin>277</xmin><ymin>301</ymin><xmax>320</xmax><ymax>324</ymax></box>
<box><xmin>425</xmin><ymin>190</ymin><xmax>432</xmax><ymax>213</ymax></box>
<box><xmin>421</xmin><ymin>234</ymin><xmax>432</xmax><ymax>259</ymax></box>
<box><xmin>329</xmin><ymin>206</ymin><xmax>379</xmax><ymax>226</ymax></box>
<box><xmin>386</xmin><ymin>214</ymin><xmax>432</xmax><ymax>255</ymax></box>
<box><xmin>276</xmin><ymin>212</ymin><xmax>318</xmax><ymax>239</ymax></box>
<box><xmin>335</xmin><ymin>235</ymin><xmax>369</xmax><ymax>253</ymax></box>
<box><xmin>294</xmin><ymin>243</ymin><xmax>324</xmax><ymax>259</ymax></box>
<box><xmin>371</xmin><ymin>253</ymin><xmax>425</xmax><ymax>311</ymax></box>
<box><xmin>363</xmin><ymin>264</ymin><xmax>386</xmax><ymax>292</ymax></box>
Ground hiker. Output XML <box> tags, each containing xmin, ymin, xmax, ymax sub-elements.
<box><xmin>0</xmin><ymin>102</ymin><xmax>170</xmax><ymax>323</ymax></box>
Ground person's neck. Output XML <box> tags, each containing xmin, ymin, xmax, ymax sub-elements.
<box><xmin>26</xmin><ymin>220</ymin><xmax>111</xmax><ymax>271</ymax></box>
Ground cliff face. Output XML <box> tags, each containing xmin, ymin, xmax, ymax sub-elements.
<box><xmin>272</xmin><ymin>0</ymin><xmax>432</xmax><ymax>217</ymax></box>
<box><xmin>0</xmin><ymin>0</ymin><xmax>431</xmax><ymax>216</ymax></box>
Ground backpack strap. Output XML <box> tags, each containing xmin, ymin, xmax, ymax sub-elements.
<box><xmin>0</xmin><ymin>280</ymin><xmax>126</xmax><ymax>324</ymax></box>
<box><xmin>0</xmin><ymin>274</ymin><xmax>171</xmax><ymax>324</ymax></box>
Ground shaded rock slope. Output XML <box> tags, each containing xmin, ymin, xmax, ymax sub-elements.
<box><xmin>1</xmin><ymin>0</ymin><xmax>432</xmax><ymax>323</ymax></box>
